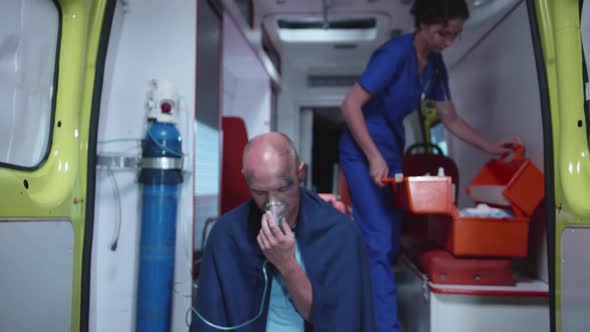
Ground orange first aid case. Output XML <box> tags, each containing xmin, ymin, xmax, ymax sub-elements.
<box><xmin>387</xmin><ymin>176</ymin><xmax>453</xmax><ymax>247</ymax></box>
<box><xmin>391</xmin><ymin>146</ymin><xmax>544</xmax><ymax>257</ymax></box>
<box><xmin>414</xmin><ymin>249</ymin><xmax>515</xmax><ymax>285</ymax></box>
<box><xmin>391</xmin><ymin>176</ymin><xmax>454</xmax><ymax>215</ymax></box>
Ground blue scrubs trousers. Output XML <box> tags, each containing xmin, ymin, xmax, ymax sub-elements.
<box><xmin>340</xmin><ymin>155</ymin><xmax>402</xmax><ymax>332</ymax></box>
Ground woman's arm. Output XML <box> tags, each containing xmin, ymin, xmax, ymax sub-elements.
<box><xmin>341</xmin><ymin>83</ymin><xmax>388</xmax><ymax>186</ymax></box>
<box><xmin>435</xmin><ymin>100</ymin><xmax>521</xmax><ymax>155</ymax></box>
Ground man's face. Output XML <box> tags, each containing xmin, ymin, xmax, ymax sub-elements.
<box><xmin>245</xmin><ymin>159</ymin><xmax>304</xmax><ymax>226</ymax></box>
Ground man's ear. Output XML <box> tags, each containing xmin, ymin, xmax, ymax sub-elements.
<box><xmin>297</xmin><ymin>162</ymin><xmax>306</xmax><ymax>183</ymax></box>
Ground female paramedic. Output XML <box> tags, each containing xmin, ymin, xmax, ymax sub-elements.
<box><xmin>338</xmin><ymin>0</ymin><xmax>520</xmax><ymax>331</ymax></box>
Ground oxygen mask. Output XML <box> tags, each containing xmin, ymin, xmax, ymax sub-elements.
<box><xmin>264</xmin><ymin>201</ymin><xmax>287</xmax><ymax>227</ymax></box>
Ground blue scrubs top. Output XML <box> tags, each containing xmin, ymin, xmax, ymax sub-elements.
<box><xmin>339</xmin><ymin>33</ymin><xmax>451</xmax><ymax>168</ymax></box>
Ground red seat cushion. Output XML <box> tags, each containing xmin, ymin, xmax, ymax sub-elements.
<box><xmin>220</xmin><ymin>117</ymin><xmax>251</xmax><ymax>214</ymax></box>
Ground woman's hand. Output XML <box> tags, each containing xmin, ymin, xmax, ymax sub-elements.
<box><xmin>368</xmin><ymin>154</ymin><xmax>389</xmax><ymax>187</ymax></box>
<box><xmin>435</xmin><ymin>101</ymin><xmax>523</xmax><ymax>157</ymax></box>
<box><xmin>341</xmin><ymin>84</ymin><xmax>388</xmax><ymax>187</ymax></box>
<box><xmin>484</xmin><ymin>136</ymin><xmax>522</xmax><ymax>155</ymax></box>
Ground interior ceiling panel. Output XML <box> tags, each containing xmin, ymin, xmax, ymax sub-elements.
<box><xmin>255</xmin><ymin>0</ymin><xmax>522</xmax><ymax>73</ymax></box>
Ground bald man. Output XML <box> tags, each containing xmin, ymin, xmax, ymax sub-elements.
<box><xmin>191</xmin><ymin>132</ymin><xmax>376</xmax><ymax>332</ymax></box>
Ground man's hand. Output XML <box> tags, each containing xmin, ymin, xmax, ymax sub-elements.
<box><xmin>256</xmin><ymin>210</ymin><xmax>313</xmax><ymax>321</ymax></box>
<box><xmin>256</xmin><ymin>211</ymin><xmax>297</xmax><ymax>273</ymax></box>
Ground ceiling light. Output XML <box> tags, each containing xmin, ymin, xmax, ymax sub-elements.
<box><xmin>277</xmin><ymin>18</ymin><xmax>378</xmax><ymax>43</ymax></box>
<box><xmin>472</xmin><ymin>0</ymin><xmax>494</xmax><ymax>7</ymax></box>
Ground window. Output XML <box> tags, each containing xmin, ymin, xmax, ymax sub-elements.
<box><xmin>195</xmin><ymin>0</ymin><xmax>222</xmax><ymax>249</ymax></box>
<box><xmin>430</xmin><ymin>122</ymin><xmax>448</xmax><ymax>155</ymax></box>
<box><xmin>0</xmin><ymin>0</ymin><xmax>60</xmax><ymax>168</ymax></box>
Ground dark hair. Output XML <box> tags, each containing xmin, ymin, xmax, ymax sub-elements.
<box><xmin>410</xmin><ymin>0</ymin><xmax>469</xmax><ymax>28</ymax></box>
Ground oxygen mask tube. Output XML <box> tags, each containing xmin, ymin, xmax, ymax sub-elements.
<box><xmin>191</xmin><ymin>261</ymin><xmax>270</xmax><ymax>330</ymax></box>
<box><xmin>190</xmin><ymin>201</ymin><xmax>286</xmax><ymax>330</ymax></box>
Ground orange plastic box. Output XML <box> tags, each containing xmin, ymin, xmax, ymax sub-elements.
<box><xmin>427</xmin><ymin>211</ymin><xmax>531</xmax><ymax>257</ymax></box>
<box><xmin>387</xmin><ymin>176</ymin><xmax>454</xmax><ymax>215</ymax></box>
<box><xmin>414</xmin><ymin>249</ymin><xmax>515</xmax><ymax>285</ymax></box>
<box><xmin>465</xmin><ymin>146</ymin><xmax>544</xmax><ymax>217</ymax></box>
<box><xmin>385</xmin><ymin>175</ymin><xmax>454</xmax><ymax>250</ymax></box>
<box><xmin>431</xmin><ymin>147</ymin><xmax>544</xmax><ymax>257</ymax></box>
<box><xmin>390</xmin><ymin>146</ymin><xmax>544</xmax><ymax>257</ymax></box>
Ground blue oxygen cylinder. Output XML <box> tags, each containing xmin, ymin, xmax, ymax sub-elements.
<box><xmin>136</xmin><ymin>119</ymin><xmax>183</xmax><ymax>332</ymax></box>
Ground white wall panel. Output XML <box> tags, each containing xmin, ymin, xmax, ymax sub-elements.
<box><xmin>194</xmin><ymin>0</ymin><xmax>222</xmax><ymax>254</ymax></box>
<box><xmin>447</xmin><ymin>3</ymin><xmax>544</xmax><ymax>205</ymax></box>
<box><xmin>277</xmin><ymin>63</ymin><xmax>304</xmax><ymax>149</ymax></box>
<box><xmin>447</xmin><ymin>3</ymin><xmax>547</xmax><ymax>282</ymax></box>
<box><xmin>91</xmin><ymin>0</ymin><xmax>196</xmax><ymax>331</ymax></box>
<box><xmin>0</xmin><ymin>220</ymin><xmax>73</xmax><ymax>332</ymax></box>
<box><xmin>222</xmin><ymin>12</ymin><xmax>271</xmax><ymax>138</ymax></box>
<box><xmin>431</xmin><ymin>293</ymin><xmax>549</xmax><ymax>332</ymax></box>
<box><xmin>560</xmin><ymin>227</ymin><xmax>590</xmax><ymax>332</ymax></box>
<box><xmin>233</xmin><ymin>78</ymin><xmax>271</xmax><ymax>136</ymax></box>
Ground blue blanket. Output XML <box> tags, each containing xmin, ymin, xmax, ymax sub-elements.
<box><xmin>191</xmin><ymin>189</ymin><xmax>376</xmax><ymax>332</ymax></box>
